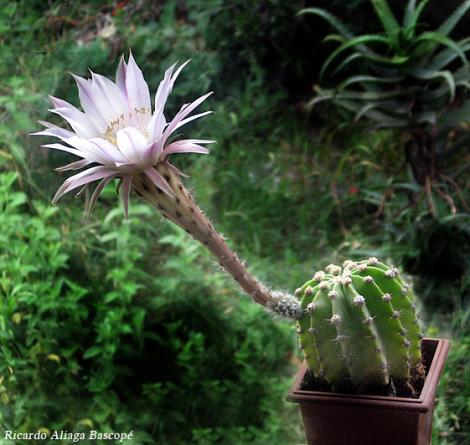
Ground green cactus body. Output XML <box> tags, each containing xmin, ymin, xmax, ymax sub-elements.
<box><xmin>297</xmin><ymin>259</ymin><xmax>423</xmax><ymax>393</ymax></box>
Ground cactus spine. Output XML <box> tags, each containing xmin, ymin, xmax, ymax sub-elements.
<box><xmin>297</xmin><ymin>259</ymin><xmax>424</xmax><ymax>393</ymax></box>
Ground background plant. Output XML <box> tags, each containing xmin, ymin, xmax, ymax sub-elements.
<box><xmin>301</xmin><ymin>0</ymin><xmax>470</xmax><ymax>217</ymax></box>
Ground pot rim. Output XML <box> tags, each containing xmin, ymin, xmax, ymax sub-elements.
<box><xmin>287</xmin><ymin>338</ymin><xmax>450</xmax><ymax>413</ymax></box>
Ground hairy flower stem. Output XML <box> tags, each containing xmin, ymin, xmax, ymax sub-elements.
<box><xmin>132</xmin><ymin>164</ymin><xmax>303</xmax><ymax>319</ymax></box>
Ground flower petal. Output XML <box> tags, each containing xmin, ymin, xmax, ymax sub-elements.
<box><xmin>55</xmin><ymin>159</ymin><xmax>93</xmax><ymax>172</ymax></box>
<box><xmin>115</xmin><ymin>55</ymin><xmax>128</xmax><ymax>98</ymax></box>
<box><xmin>90</xmin><ymin>71</ymin><xmax>130</xmax><ymax>123</ymax></box>
<box><xmin>49</xmin><ymin>106</ymin><xmax>101</xmax><ymax>139</ymax></box>
<box><xmin>52</xmin><ymin>166</ymin><xmax>116</xmax><ymax>204</ymax></box>
<box><xmin>147</xmin><ymin>61</ymin><xmax>189</xmax><ymax>143</ymax></box>
<box><xmin>147</xmin><ymin>109</ymin><xmax>167</xmax><ymax>143</ymax></box>
<box><xmin>116</xmin><ymin>127</ymin><xmax>148</xmax><ymax>164</ymax></box>
<box><xmin>173</xmin><ymin>139</ymin><xmax>216</xmax><ymax>144</ymax></box>
<box><xmin>154</xmin><ymin>62</ymin><xmax>177</xmax><ymax>111</ymax></box>
<box><xmin>72</xmin><ymin>74</ymin><xmax>107</xmax><ymax>132</ymax></box>
<box><xmin>41</xmin><ymin>143</ymin><xmax>86</xmax><ymax>159</ymax></box>
<box><xmin>165</xmin><ymin>161</ymin><xmax>189</xmax><ymax>177</ymax></box>
<box><xmin>125</xmin><ymin>52</ymin><xmax>151</xmax><ymax>112</ymax></box>
<box><xmin>64</xmin><ymin>136</ymin><xmax>115</xmax><ymax>165</ymax></box>
<box><xmin>49</xmin><ymin>95</ymin><xmax>71</xmax><ymax>109</ymax></box>
<box><xmin>164</xmin><ymin>141</ymin><xmax>210</xmax><ymax>156</ymax></box>
<box><xmin>121</xmin><ymin>176</ymin><xmax>132</xmax><ymax>218</ymax></box>
<box><xmin>89</xmin><ymin>137</ymin><xmax>128</xmax><ymax>164</ymax></box>
<box><xmin>172</xmin><ymin>110</ymin><xmax>213</xmax><ymax>133</ymax></box>
<box><xmin>144</xmin><ymin>167</ymin><xmax>173</xmax><ymax>196</ymax></box>
<box><xmin>162</xmin><ymin>92</ymin><xmax>213</xmax><ymax>146</ymax></box>
<box><xmin>143</xmin><ymin>142</ymin><xmax>161</xmax><ymax>165</ymax></box>
<box><xmin>86</xmin><ymin>175</ymin><xmax>115</xmax><ymax>217</ymax></box>
<box><xmin>31</xmin><ymin>124</ymin><xmax>75</xmax><ymax>140</ymax></box>
<box><xmin>154</xmin><ymin>60</ymin><xmax>190</xmax><ymax>112</ymax></box>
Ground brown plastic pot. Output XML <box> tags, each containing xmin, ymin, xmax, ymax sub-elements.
<box><xmin>287</xmin><ymin>338</ymin><xmax>450</xmax><ymax>445</ymax></box>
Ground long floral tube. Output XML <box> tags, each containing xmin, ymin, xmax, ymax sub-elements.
<box><xmin>132</xmin><ymin>165</ymin><xmax>303</xmax><ymax>319</ymax></box>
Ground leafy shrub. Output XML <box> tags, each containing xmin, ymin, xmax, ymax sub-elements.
<box><xmin>0</xmin><ymin>173</ymin><xmax>296</xmax><ymax>444</ymax></box>
<box><xmin>430</xmin><ymin>313</ymin><xmax>470</xmax><ymax>445</ymax></box>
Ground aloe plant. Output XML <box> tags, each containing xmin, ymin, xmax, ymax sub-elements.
<box><xmin>300</xmin><ymin>0</ymin><xmax>470</xmax><ymax>215</ymax></box>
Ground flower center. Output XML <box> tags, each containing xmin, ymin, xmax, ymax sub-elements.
<box><xmin>103</xmin><ymin>108</ymin><xmax>151</xmax><ymax>146</ymax></box>
<box><xmin>104</xmin><ymin>114</ymin><xmax>125</xmax><ymax>145</ymax></box>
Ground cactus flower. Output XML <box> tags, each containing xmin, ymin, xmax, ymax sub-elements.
<box><xmin>33</xmin><ymin>54</ymin><xmax>302</xmax><ymax>319</ymax></box>
<box><xmin>33</xmin><ymin>53</ymin><xmax>214</xmax><ymax>217</ymax></box>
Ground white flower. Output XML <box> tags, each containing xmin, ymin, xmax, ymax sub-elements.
<box><xmin>32</xmin><ymin>53</ymin><xmax>214</xmax><ymax>216</ymax></box>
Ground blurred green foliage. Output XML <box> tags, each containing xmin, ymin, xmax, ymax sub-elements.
<box><xmin>0</xmin><ymin>172</ymin><xmax>296</xmax><ymax>444</ymax></box>
<box><xmin>0</xmin><ymin>0</ymin><xmax>468</xmax><ymax>444</ymax></box>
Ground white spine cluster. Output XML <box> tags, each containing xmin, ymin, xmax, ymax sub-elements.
<box><xmin>266</xmin><ymin>291</ymin><xmax>304</xmax><ymax>319</ymax></box>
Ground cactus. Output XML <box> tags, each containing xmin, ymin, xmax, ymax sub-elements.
<box><xmin>296</xmin><ymin>258</ymin><xmax>424</xmax><ymax>394</ymax></box>
<box><xmin>35</xmin><ymin>56</ymin><xmax>425</xmax><ymax>396</ymax></box>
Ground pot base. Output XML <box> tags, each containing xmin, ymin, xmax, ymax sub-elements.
<box><xmin>287</xmin><ymin>338</ymin><xmax>450</xmax><ymax>445</ymax></box>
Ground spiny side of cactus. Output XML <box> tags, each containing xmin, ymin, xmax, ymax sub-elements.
<box><xmin>296</xmin><ymin>258</ymin><xmax>423</xmax><ymax>393</ymax></box>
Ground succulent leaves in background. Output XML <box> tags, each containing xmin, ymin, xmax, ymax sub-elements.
<box><xmin>296</xmin><ymin>258</ymin><xmax>423</xmax><ymax>395</ymax></box>
<box><xmin>300</xmin><ymin>0</ymin><xmax>470</xmax><ymax>215</ymax></box>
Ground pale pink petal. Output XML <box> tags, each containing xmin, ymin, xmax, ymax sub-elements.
<box><xmin>154</xmin><ymin>62</ymin><xmax>177</xmax><ymax>111</ymax></box>
<box><xmin>115</xmin><ymin>161</ymin><xmax>137</xmax><ymax>169</ymax></box>
<box><xmin>143</xmin><ymin>141</ymin><xmax>161</xmax><ymax>165</ymax></box>
<box><xmin>52</xmin><ymin>166</ymin><xmax>116</xmax><ymax>204</ymax></box>
<box><xmin>90</xmin><ymin>71</ymin><xmax>129</xmax><ymax>119</ymax></box>
<box><xmin>154</xmin><ymin>60</ymin><xmax>190</xmax><ymax>112</ymax></box>
<box><xmin>125</xmin><ymin>52</ymin><xmax>151</xmax><ymax>112</ymax></box>
<box><xmin>115</xmin><ymin>55</ymin><xmax>128</xmax><ymax>98</ymax></box>
<box><xmin>121</xmin><ymin>176</ymin><xmax>132</xmax><ymax>218</ymax></box>
<box><xmin>55</xmin><ymin>159</ymin><xmax>93</xmax><ymax>172</ymax></box>
<box><xmin>162</xmin><ymin>92</ymin><xmax>213</xmax><ymax>146</ymax></box>
<box><xmin>87</xmin><ymin>176</ymin><xmax>115</xmax><ymax>217</ymax></box>
<box><xmin>72</xmin><ymin>74</ymin><xmax>107</xmax><ymax>131</ymax></box>
<box><xmin>172</xmin><ymin>139</ymin><xmax>216</xmax><ymax>144</ymax></box>
<box><xmin>49</xmin><ymin>95</ymin><xmax>71</xmax><ymax>108</ymax></box>
<box><xmin>42</xmin><ymin>143</ymin><xmax>86</xmax><ymax>158</ymax></box>
<box><xmin>165</xmin><ymin>161</ymin><xmax>189</xmax><ymax>177</ymax></box>
<box><xmin>116</xmin><ymin>127</ymin><xmax>147</xmax><ymax>164</ymax></box>
<box><xmin>64</xmin><ymin>136</ymin><xmax>115</xmax><ymax>165</ymax></box>
<box><xmin>144</xmin><ymin>167</ymin><xmax>173</xmax><ymax>196</ymax></box>
<box><xmin>164</xmin><ymin>141</ymin><xmax>210</xmax><ymax>156</ymax></box>
<box><xmin>89</xmin><ymin>137</ymin><xmax>128</xmax><ymax>164</ymax></box>
<box><xmin>49</xmin><ymin>95</ymin><xmax>102</xmax><ymax>137</ymax></box>
<box><xmin>172</xmin><ymin>111</ymin><xmax>213</xmax><ymax>133</ymax></box>
<box><xmin>50</xmin><ymin>107</ymin><xmax>101</xmax><ymax>139</ymax></box>
<box><xmin>38</xmin><ymin>120</ymin><xmax>73</xmax><ymax>131</ymax></box>
<box><xmin>30</xmin><ymin>121</ymin><xmax>75</xmax><ymax>139</ymax></box>
<box><xmin>147</xmin><ymin>110</ymin><xmax>167</xmax><ymax>143</ymax></box>
<box><xmin>170</xmin><ymin>60</ymin><xmax>190</xmax><ymax>82</ymax></box>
